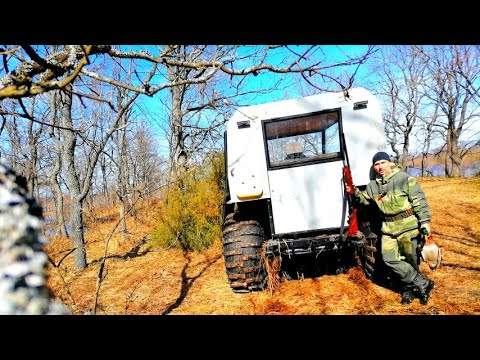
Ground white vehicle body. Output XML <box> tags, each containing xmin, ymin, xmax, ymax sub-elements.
<box><xmin>225</xmin><ymin>87</ymin><xmax>387</xmax><ymax>236</ymax></box>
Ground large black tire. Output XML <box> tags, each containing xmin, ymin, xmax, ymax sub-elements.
<box><xmin>222</xmin><ymin>213</ymin><xmax>266</xmax><ymax>293</ymax></box>
<box><xmin>361</xmin><ymin>232</ymin><xmax>399</xmax><ymax>289</ymax></box>
<box><xmin>362</xmin><ymin>233</ymin><xmax>378</xmax><ymax>280</ymax></box>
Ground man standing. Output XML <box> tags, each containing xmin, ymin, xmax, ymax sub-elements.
<box><xmin>346</xmin><ymin>151</ymin><xmax>434</xmax><ymax>305</ymax></box>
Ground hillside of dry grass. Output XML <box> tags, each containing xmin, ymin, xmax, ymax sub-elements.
<box><xmin>44</xmin><ymin>177</ymin><xmax>480</xmax><ymax>315</ymax></box>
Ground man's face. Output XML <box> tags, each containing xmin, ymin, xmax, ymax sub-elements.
<box><xmin>373</xmin><ymin>159</ymin><xmax>392</xmax><ymax>176</ymax></box>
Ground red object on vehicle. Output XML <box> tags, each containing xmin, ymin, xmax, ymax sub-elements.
<box><xmin>343</xmin><ymin>166</ymin><xmax>358</xmax><ymax>236</ymax></box>
<box><xmin>347</xmin><ymin>208</ymin><xmax>359</xmax><ymax>236</ymax></box>
<box><xmin>343</xmin><ymin>166</ymin><xmax>355</xmax><ymax>195</ymax></box>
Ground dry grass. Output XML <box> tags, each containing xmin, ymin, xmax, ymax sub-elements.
<box><xmin>45</xmin><ymin>177</ymin><xmax>480</xmax><ymax>315</ymax></box>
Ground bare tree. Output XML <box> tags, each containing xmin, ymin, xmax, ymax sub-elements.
<box><xmin>2</xmin><ymin>117</ymin><xmax>24</xmax><ymax>173</ymax></box>
<box><xmin>24</xmin><ymin>98</ymin><xmax>44</xmax><ymax>197</ymax></box>
<box><xmin>57</xmin><ymin>85</ymin><xmax>87</xmax><ymax>268</ymax></box>
<box><xmin>114</xmin><ymin>86</ymin><xmax>130</xmax><ymax>238</ymax></box>
<box><xmin>56</xmin><ymin>83</ymin><xmax>142</xmax><ymax>269</ymax></box>
<box><xmin>420</xmin><ymin>45</ymin><xmax>480</xmax><ymax>177</ymax></box>
<box><xmin>47</xmin><ymin>90</ymin><xmax>69</xmax><ymax>237</ymax></box>
<box><xmin>369</xmin><ymin>46</ymin><xmax>429</xmax><ymax>169</ymax></box>
<box><xmin>0</xmin><ymin>97</ymin><xmax>48</xmax><ymax>196</ymax></box>
<box><xmin>128</xmin><ymin>124</ymin><xmax>167</xmax><ymax>217</ymax></box>
<box><xmin>416</xmin><ymin>98</ymin><xmax>442</xmax><ymax>177</ymax></box>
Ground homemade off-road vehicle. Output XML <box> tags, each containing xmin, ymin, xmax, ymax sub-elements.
<box><xmin>221</xmin><ymin>87</ymin><xmax>388</xmax><ymax>292</ymax></box>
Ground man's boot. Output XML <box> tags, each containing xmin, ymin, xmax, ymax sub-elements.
<box><xmin>400</xmin><ymin>285</ymin><xmax>415</xmax><ymax>305</ymax></box>
<box><xmin>412</xmin><ymin>272</ymin><xmax>434</xmax><ymax>305</ymax></box>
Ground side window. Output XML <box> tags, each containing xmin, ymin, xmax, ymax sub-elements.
<box><xmin>265</xmin><ymin>110</ymin><xmax>341</xmax><ymax>168</ymax></box>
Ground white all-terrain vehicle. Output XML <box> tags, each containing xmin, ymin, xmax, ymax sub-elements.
<box><xmin>222</xmin><ymin>87</ymin><xmax>388</xmax><ymax>292</ymax></box>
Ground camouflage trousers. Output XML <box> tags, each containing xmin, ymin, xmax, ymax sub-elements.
<box><xmin>381</xmin><ymin>228</ymin><xmax>419</xmax><ymax>283</ymax></box>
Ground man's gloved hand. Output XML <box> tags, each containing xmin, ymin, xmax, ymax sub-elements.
<box><xmin>345</xmin><ymin>183</ymin><xmax>354</xmax><ymax>194</ymax></box>
<box><xmin>417</xmin><ymin>223</ymin><xmax>430</xmax><ymax>260</ymax></box>
<box><xmin>420</xmin><ymin>222</ymin><xmax>431</xmax><ymax>236</ymax></box>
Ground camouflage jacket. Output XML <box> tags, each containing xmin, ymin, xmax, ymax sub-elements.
<box><xmin>355</xmin><ymin>165</ymin><xmax>431</xmax><ymax>237</ymax></box>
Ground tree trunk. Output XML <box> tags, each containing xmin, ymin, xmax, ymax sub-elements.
<box><xmin>421</xmin><ymin>154</ymin><xmax>427</xmax><ymax>177</ymax></box>
<box><xmin>100</xmin><ymin>153</ymin><xmax>111</xmax><ymax>206</ymax></box>
<box><xmin>70</xmin><ymin>196</ymin><xmax>87</xmax><ymax>268</ymax></box>
<box><xmin>48</xmin><ymin>90</ymin><xmax>69</xmax><ymax>238</ymax></box>
<box><xmin>26</xmin><ymin>122</ymin><xmax>38</xmax><ymax>196</ymax></box>
<box><xmin>166</xmin><ymin>46</ymin><xmax>188</xmax><ymax>181</ymax></box>
<box><xmin>51</xmin><ymin>156</ymin><xmax>69</xmax><ymax>237</ymax></box>
<box><xmin>59</xmin><ymin>86</ymin><xmax>87</xmax><ymax>269</ymax></box>
<box><xmin>115</xmin><ymin>86</ymin><xmax>130</xmax><ymax>238</ymax></box>
<box><xmin>171</xmin><ymin>82</ymin><xmax>187</xmax><ymax>180</ymax></box>
<box><xmin>117</xmin><ymin>113</ymin><xmax>128</xmax><ymax>238</ymax></box>
<box><xmin>26</xmin><ymin>96</ymin><xmax>42</xmax><ymax>197</ymax></box>
<box><xmin>449</xmin><ymin>134</ymin><xmax>462</xmax><ymax>177</ymax></box>
<box><xmin>421</xmin><ymin>102</ymin><xmax>438</xmax><ymax>177</ymax></box>
<box><xmin>444</xmin><ymin>148</ymin><xmax>449</xmax><ymax>177</ymax></box>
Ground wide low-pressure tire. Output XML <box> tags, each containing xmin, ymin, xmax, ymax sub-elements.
<box><xmin>222</xmin><ymin>213</ymin><xmax>266</xmax><ymax>293</ymax></box>
<box><xmin>361</xmin><ymin>234</ymin><xmax>378</xmax><ymax>280</ymax></box>
<box><xmin>361</xmin><ymin>232</ymin><xmax>397</xmax><ymax>288</ymax></box>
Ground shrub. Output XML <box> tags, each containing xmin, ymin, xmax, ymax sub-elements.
<box><xmin>150</xmin><ymin>152</ymin><xmax>225</xmax><ymax>252</ymax></box>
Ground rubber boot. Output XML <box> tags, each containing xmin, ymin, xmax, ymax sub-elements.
<box><xmin>412</xmin><ymin>272</ymin><xmax>434</xmax><ymax>305</ymax></box>
<box><xmin>400</xmin><ymin>285</ymin><xmax>415</xmax><ymax>305</ymax></box>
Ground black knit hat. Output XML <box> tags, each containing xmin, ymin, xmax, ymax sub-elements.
<box><xmin>372</xmin><ymin>151</ymin><xmax>391</xmax><ymax>164</ymax></box>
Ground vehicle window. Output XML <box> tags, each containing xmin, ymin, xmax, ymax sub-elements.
<box><xmin>264</xmin><ymin>110</ymin><xmax>341</xmax><ymax>167</ymax></box>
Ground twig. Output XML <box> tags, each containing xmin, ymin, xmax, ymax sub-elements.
<box><xmin>124</xmin><ymin>286</ymin><xmax>139</xmax><ymax>315</ymax></box>
<box><xmin>46</xmin><ymin>254</ymin><xmax>77</xmax><ymax>308</ymax></box>
<box><xmin>92</xmin><ymin>260</ymin><xmax>106</xmax><ymax>315</ymax></box>
<box><xmin>54</xmin><ymin>247</ymin><xmax>77</xmax><ymax>268</ymax></box>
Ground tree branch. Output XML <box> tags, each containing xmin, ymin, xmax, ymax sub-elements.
<box><xmin>0</xmin><ymin>45</ymin><xmax>104</xmax><ymax>99</ymax></box>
